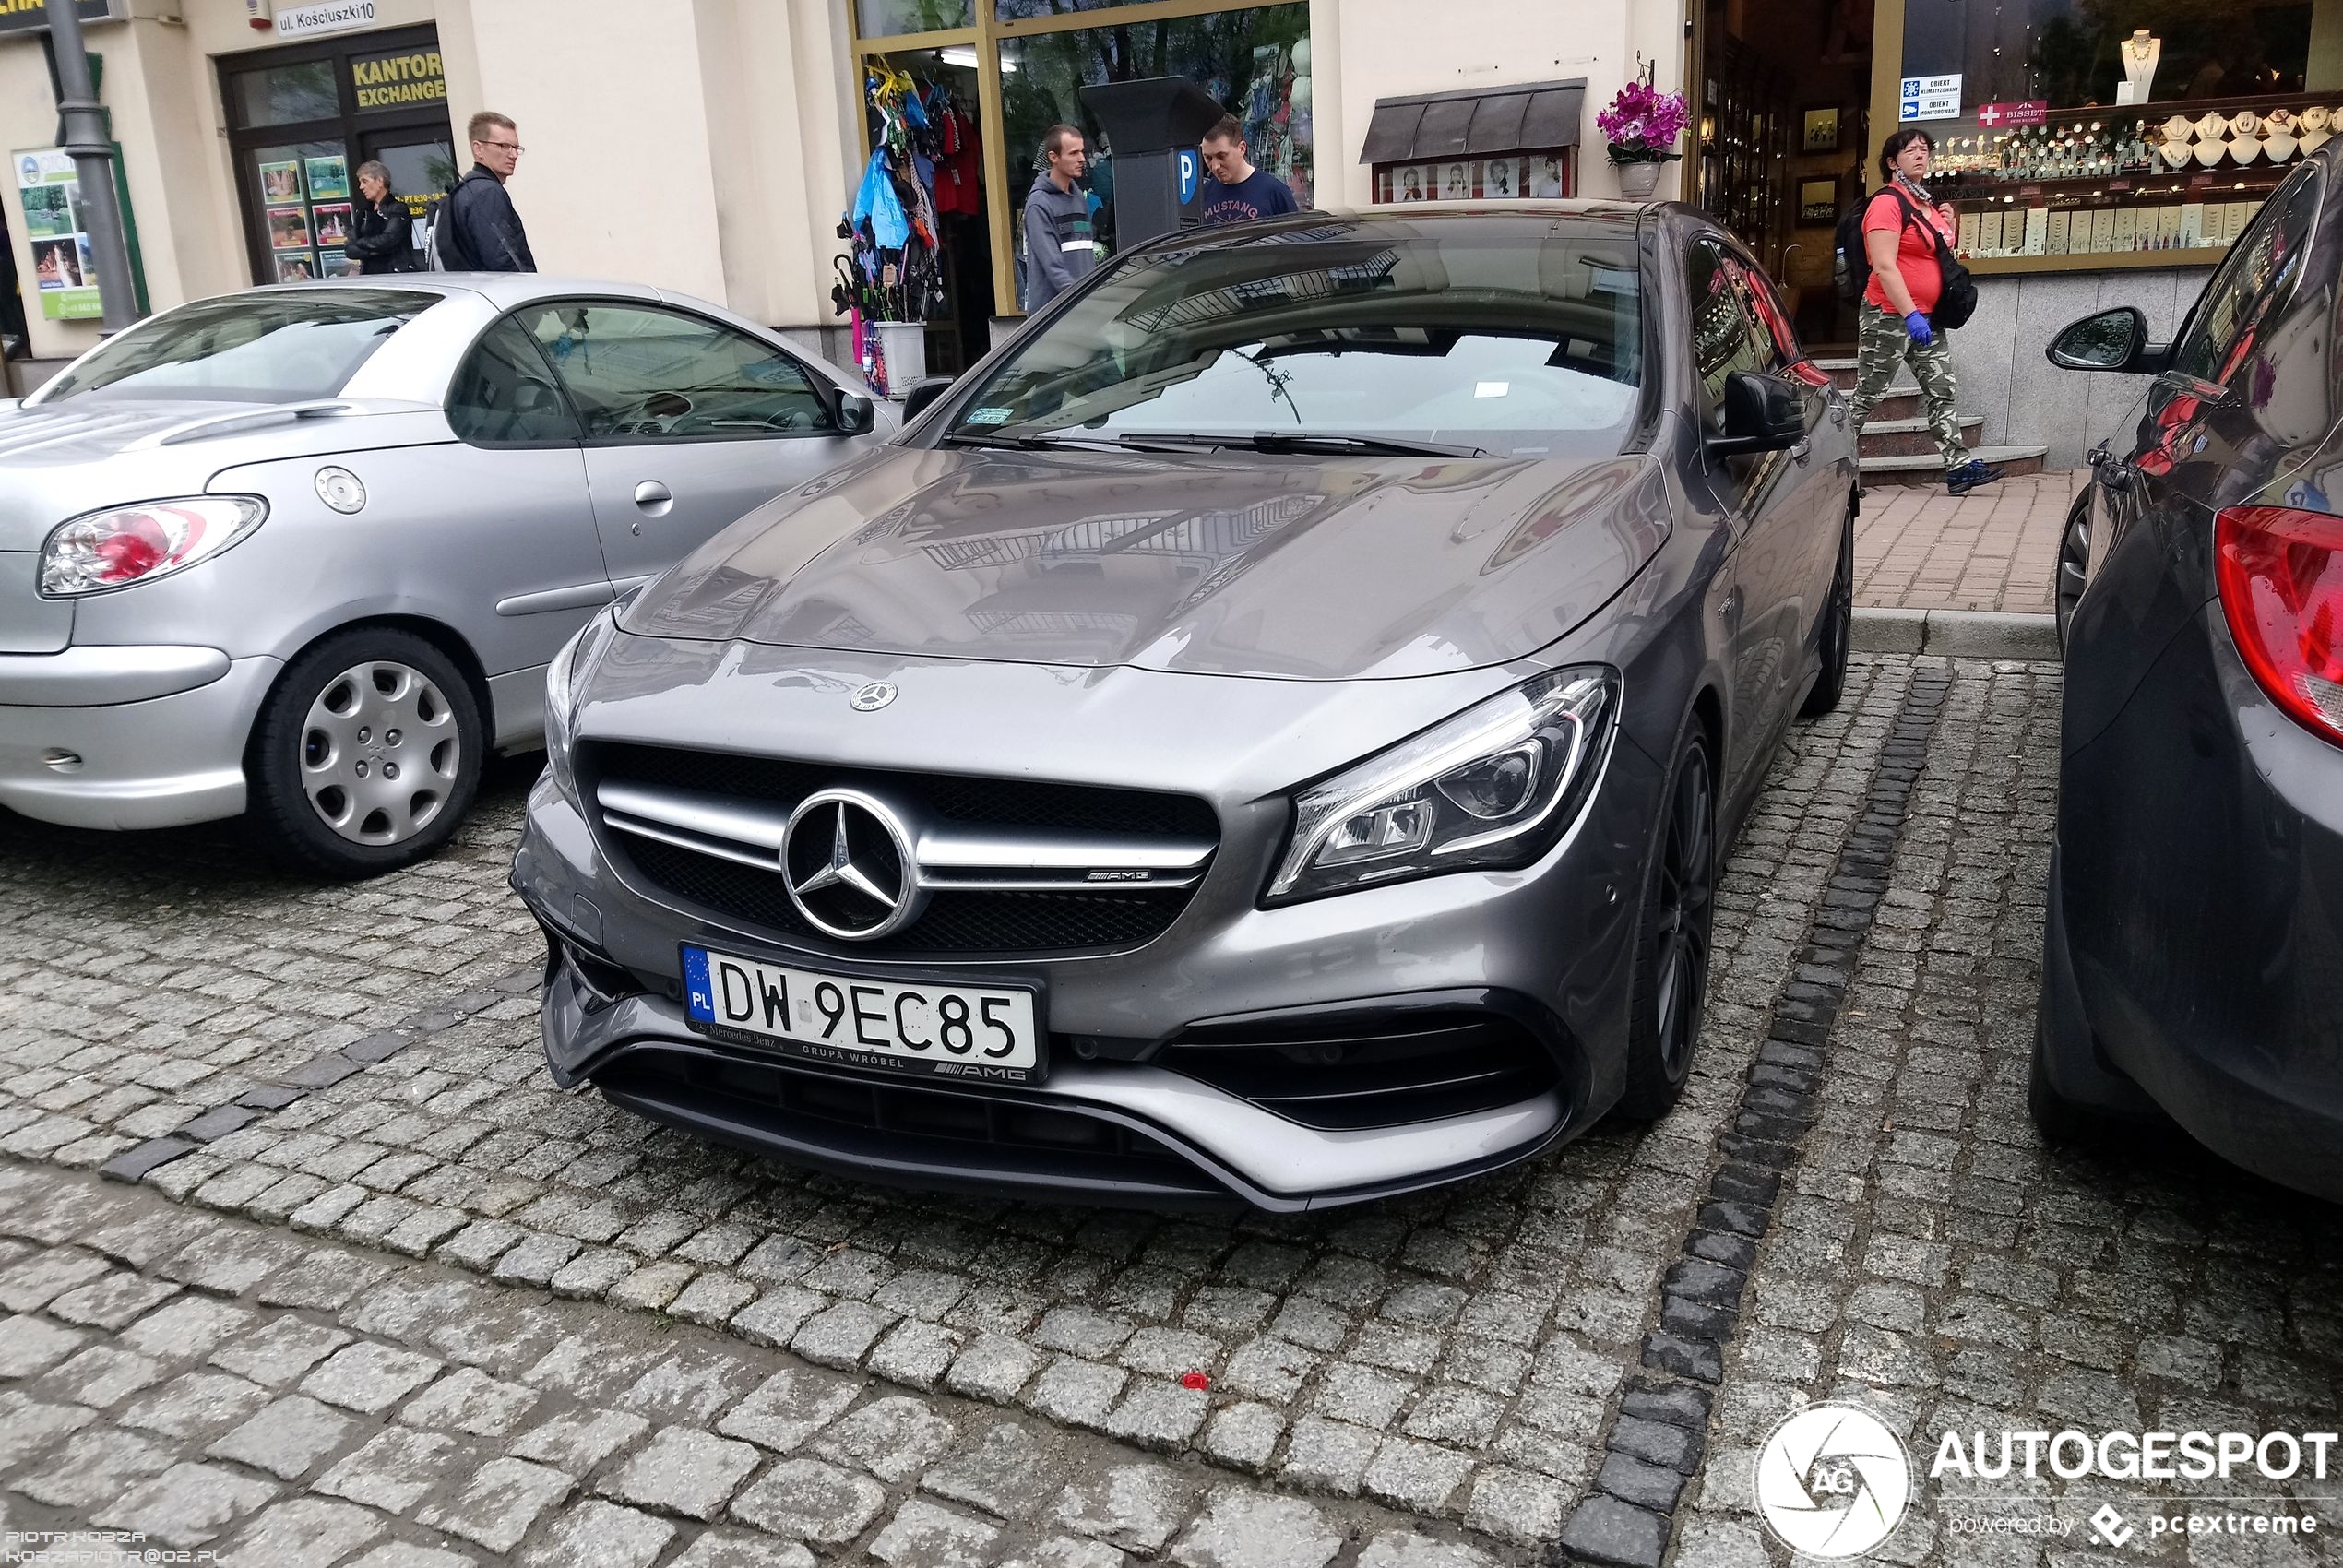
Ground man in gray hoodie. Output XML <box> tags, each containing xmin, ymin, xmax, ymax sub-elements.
<box><xmin>1021</xmin><ymin>124</ymin><xmax>1096</xmax><ymax>311</ymax></box>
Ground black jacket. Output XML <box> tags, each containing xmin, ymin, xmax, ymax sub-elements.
<box><xmin>344</xmin><ymin>196</ymin><xmax>413</xmax><ymax>275</ymax></box>
<box><xmin>435</xmin><ymin>164</ymin><xmax>535</xmax><ymax>272</ymax></box>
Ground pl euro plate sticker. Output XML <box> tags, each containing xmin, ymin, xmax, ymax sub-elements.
<box><xmin>966</xmin><ymin>407</ymin><xmax>1014</xmax><ymax>425</ymax></box>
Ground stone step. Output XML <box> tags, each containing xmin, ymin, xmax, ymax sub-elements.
<box><xmin>1861</xmin><ymin>388</ymin><xmax>1927</xmax><ymax>422</ymax></box>
<box><xmin>1859</xmin><ymin>415</ymin><xmax>1984</xmax><ymax>459</ymax></box>
<box><xmin>1858</xmin><ymin>445</ymin><xmax>2049</xmax><ymax>487</ymax></box>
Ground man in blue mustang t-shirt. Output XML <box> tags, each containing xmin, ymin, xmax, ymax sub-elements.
<box><xmin>1197</xmin><ymin>113</ymin><xmax>1300</xmax><ymax>226</ymax></box>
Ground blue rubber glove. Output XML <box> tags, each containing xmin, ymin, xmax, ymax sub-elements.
<box><xmin>1904</xmin><ymin>311</ymin><xmax>1934</xmax><ymax>346</ymax></box>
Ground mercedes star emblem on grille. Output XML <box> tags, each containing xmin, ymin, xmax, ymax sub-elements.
<box><xmin>850</xmin><ymin>681</ymin><xmax>898</xmax><ymax>712</ymax></box>
<box><xmin>781</xmin><ymin>790</ymin><xmax>926</xmax><ymax>940</ymax></box>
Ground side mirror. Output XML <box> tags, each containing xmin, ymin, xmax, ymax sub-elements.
<box><xmin>899</xmin><ymin>375</ymin><xmax>955</xmax><ymax>424</ymax></box>
<box><xmin>2047</xmin><ymin>306</ymin><xmax>2168</xmax><ymax>374</ymax></box>
<box><xmin>1708</xmin><ymin>370</ymin><xmax>1806</xmax><ymax>457</ymax></box>
<box><xmin>835</xmin><ymin>390</ymin><xmax>877</xmax><ymax>435</ymax></box>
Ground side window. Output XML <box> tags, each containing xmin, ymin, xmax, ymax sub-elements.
<box><xmin>446</xmin><ymin>316</ymin><xmax>581</xmax><ymax>446</ymax></box>
<box><xmin>516</xmin><ymin>303</ymin><xmax>835</xmax><ymax>441</ymax></box>
<box><xmin>1685</xmin><ymin>237</ymin><xmax>1772</xmax><ymax>422</ymax></box>
<box><xmin>1738</xmin><ymin>259</ymin><xmax>1803</xmax><ymax>369</ymax></box>
<box><xmin>2171</xmin><ymin>163</ymin><xmax>2323</xmax><ymax>386</ymax></box>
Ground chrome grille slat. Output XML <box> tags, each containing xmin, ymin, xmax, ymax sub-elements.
<box><xmin>585</xmin><ymin>745</ymin><xmax>1219</xmax><ymax>956</ymax></box>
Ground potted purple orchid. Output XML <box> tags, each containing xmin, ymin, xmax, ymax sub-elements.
<box><xmin>1598</xmin><ymin>75</ymin><xmax>1690</xmax><ymax>198</ymax></box>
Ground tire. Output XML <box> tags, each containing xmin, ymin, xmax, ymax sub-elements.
<box><xmin>1615</xmin><ymin>727</ymin><xmax>1719</xmax><ymax>1120</ymax></box>
<box><xmin>2054</xmin><ymin>487</ymin><xmax>2090</xmax><ymax>654</ymax></box>
<box><xmin>247</xmin><ymin>627</ymin><xmax>483</xmax><ymax>878</ymax></box>
<box><xmin>1799</xmin><ymin>500</ymin><xmax>1855</xmax><ymax>719</ymax></box>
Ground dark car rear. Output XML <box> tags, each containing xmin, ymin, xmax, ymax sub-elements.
<box><xmin>2034</xmin><ymin>149</ymin><xmax>2343</xmax><ymax>1201</ymax></box>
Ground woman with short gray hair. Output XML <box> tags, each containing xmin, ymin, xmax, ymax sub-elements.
<box><xmin>344</xmin><ymin>161</ymin><xmax>413</xmax><ymax>276</ymax></box>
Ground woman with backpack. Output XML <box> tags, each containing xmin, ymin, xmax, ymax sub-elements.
<box><xmin>1846</xmin><ymin>128</ymin><xmax>2001</xmax><ymax>495</ymax></box>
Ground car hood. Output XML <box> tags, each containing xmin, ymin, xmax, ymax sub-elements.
<box><xmin>620</xmin><ymin>445</ymin><xmax>1671</xmax><ymax>681</ymax></box>
<box><xmin>0</xmin><ymin>397</ymin><xmax>452</xmax><ymax>551</ymax></box>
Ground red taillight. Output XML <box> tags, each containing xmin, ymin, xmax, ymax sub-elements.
<box><xmin>94</xmin><ymin>512</ymin><xmax>173</xmax><ymax>583</ymax></box>
<box><xmin>2215</xmin><ymin>505</ymin><xmax>2343</xmax><ymax>743</ymax></box>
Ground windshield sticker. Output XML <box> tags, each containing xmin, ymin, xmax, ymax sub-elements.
<box><xmin>966</xmin><ymin>407</ymin><xmax>1014</xmax><ymax>425</ymax></box>
<box><xmin>1475</xmin><ymin>382</ymin><xmax>1510</xmax><ymax>398</ymax></box>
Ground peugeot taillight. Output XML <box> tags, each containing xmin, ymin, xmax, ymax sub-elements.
<box><xmin>2214</xmin><ymin>505</ymin><xmax>2343</xmax><ymax>743</ymax></box>
<box><xmin>38</xmin><ymin>497</ymin><xmax>268</xmax><ymax>597</ymax></box>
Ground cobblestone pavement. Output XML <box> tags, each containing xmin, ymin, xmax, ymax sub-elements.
<box><xmin>1854</xmin><ymin>472</ymin><xmax>2081</xmax><ymax>615</ymax></box>
<box><xmin>4</xmin><ymin>658</ymin><xmax>2341</xmax><ymax>1567</ymax></box>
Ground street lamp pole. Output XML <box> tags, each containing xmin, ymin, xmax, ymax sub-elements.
<box><xmin>44</xmin><ymin>0</ymin><xmax>139</xmax><ymax>331</ymax></box>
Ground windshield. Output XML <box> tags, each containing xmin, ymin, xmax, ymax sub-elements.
<box><xmin>37</xmin><ymin>289</ymin><xmax>435</xmax><ymax>405</ymax></box>
<box><xmin>946</xmin><ymin>220</ymin><xmax>1644</xmax><ymax>459</ymax></box>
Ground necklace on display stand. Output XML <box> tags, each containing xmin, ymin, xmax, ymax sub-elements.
<box><xmin>2119</xmin><ymin>30</ymin><xmax>2161</xmax><ymax>105</ymax></box>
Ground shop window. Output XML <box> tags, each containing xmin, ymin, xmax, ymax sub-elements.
<box><xmin>447</xmin><ymin>317</ymin><xmax>581</xmax><ymax>447</ymax></box>
<box><xmin>513</xmin><ymin>303</ymin><xmax>835</xmax><ymax>442</ymax></box>
<box><xmin>1897</xmin><ymin>1</ymin><xmax>2328</xmax><ymax>261</ymax></box>
<box><xmin>1374</xmin><ymin>150</ymin><xmax>1575</xmax><ymax>204</ymax></box>
<box><xmin>999</xmin><ymin>3</ymin><xmax>1312</xmax><ymax>252</ymax></box>
<box><xmin>231</xmin><ymin>60</ymin><xmax>339</xmax><ymax>129</ymax></box>
<box><xmin>244</xmin><ymin>140</ymin><xmax>351</xmax><ymax>283</ymax></box>
<box><xmin>859</xmin><ymin>0</ymin><xmax>971</xmax><ymax>32</ymax></box>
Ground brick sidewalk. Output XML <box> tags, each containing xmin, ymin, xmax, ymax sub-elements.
<box><xmin>1853</xmin><ymin>469</ymin><xmax>2082</xmax><ymax>615</ymax></box>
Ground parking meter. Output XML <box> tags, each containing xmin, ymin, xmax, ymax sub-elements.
<box><xmin>1078</xmin><ymin>77</ymin><xmax>1229</xmax><ymax>247</ymax></box>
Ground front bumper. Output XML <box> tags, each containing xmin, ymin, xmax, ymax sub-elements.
<box><xmin>2057</xmin><ymin>600</ymin><xmax>2343</xmax><ymax>1202</ymax></box>
<box><xmin>0</xmin><ymin>649</ymin><xmax>279</xmax><ymax>829</ymax></box>
<box><xmin>514</xmin><ymin>701</ymin><xmax>1658</xmax><ymax>1206</ymax></box>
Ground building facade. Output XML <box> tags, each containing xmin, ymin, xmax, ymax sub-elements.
<box><xmin>0</xmin><ymin>0</ymin><xmax>1679</xmax><ymax>379</ymax></box>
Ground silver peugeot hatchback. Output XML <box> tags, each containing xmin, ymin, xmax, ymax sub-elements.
<box><xmin>0</xmin><ymin>278</ymin><xmax>883</xmax><ymax>874</ymax></box>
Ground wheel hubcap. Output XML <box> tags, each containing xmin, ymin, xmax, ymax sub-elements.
<box><xmin>300</xmin><ymin>661</ymin><xmax>460</xmax><ymax>846</ymax></box>
<box><xmin>1653</xmin><ymin>748</ymin><xmax>1716</xmax><ymax>1082</ymax></box>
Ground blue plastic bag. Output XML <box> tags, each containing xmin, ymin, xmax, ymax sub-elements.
<box><xmin>851</xmin><ymin>150</ymin><xmax>910</xmax><ymax>251</ymax></box>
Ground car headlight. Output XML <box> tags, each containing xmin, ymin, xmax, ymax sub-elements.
<box><xmin>39</xmin><ymin>497</ymin><xmax>268</xmax><ymax>597</ymax></box>
<box><xmin>1265</xmin><ymin>667</ymin><xmax>1620</xmax><ymax>905</ymax></box>
<box><xmin>544</xmin><ymin>608</ymin><xmax>618</xmax><ymax>804</ymax></box>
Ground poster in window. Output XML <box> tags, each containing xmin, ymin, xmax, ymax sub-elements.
<box><xmin>16</xmin><ymin>148</ymin><xmax>99</xmax><ymax>319</ymax></box>
<box><xmin>305</xmin><ymin>154</ymin><xmax>350</xmax><ymax>200</ymax></box>
<box><xmin>1397</xmin><ymin>165</ymin><xmax>1429</xmax><ymax>202</ymax></box>
<box><xmin>276</xmin><ymin>250</ymin><xmax>316</xmax><ymax>282</ymax></box>
<box><xmin>1479</xmin><ymin>157</ymin><xmax>1520</xmax><ymax>199</ymax></box>
<box><xmin>1439</xmin><ymin>160</ymin><xmax>1473</xmax><ymax>200</ymax></box>
<box><xmin>268</xmin><ymin>207</ymin><xmax>312</xmax><ymax>250</ymax></box>
<box><xmin>1528</xmin><ymin>153</ymin><xmax>1569</xmax><ymax>198</ymax></box>
<box><xmin>1802</xmin><ymin>107</ymin><xmax>1840</xmax><ymax>153</ymax></box>
<box><xmin>319</xmin><ymin>247</ymin><xmax>352</xmax><ymax>277</ymax></box>
<box><xmin>1798</xmin><ymin>178</ymin><xmax>1838</xmax><ymax>223</ymax></box>
<box><xmin>312</xmin><ymin>203</ymin><xmax>352</xmax><ymax>247</ymax></box>
<box><xmin>259</xmin><ymin>160</ymin><xmax>304</xmax><ymax>202</ymax></box>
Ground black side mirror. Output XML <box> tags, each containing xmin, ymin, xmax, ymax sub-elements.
<box><xmin>900</xmin><ymin>375</ymin><xmax>955</xmax><ymax>424</ymax></box>
<box><xmin>835</xmin><ymin>390</ymin><xmax>876</xmax><ymax>435</ymax></box>
<box><xmin>1709</xmin><ymin>371</ymin><xmax>1806</xmax><ymax>457</ymax></box>
<box><xmin>2047</xmin><ymin>306</ymin><xmax>2168</xmax><ymax>374</ymax></box>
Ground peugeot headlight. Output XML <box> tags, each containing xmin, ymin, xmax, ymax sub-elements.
<box><xmin>543</xmin><ymin>608</ymin><xmax>618</xmax><ymax>805</ymax></box>
<box><xmin>1265</xmin><ymin>667</ymin><xmax>1620</xmax><ymax>905</ymax></box>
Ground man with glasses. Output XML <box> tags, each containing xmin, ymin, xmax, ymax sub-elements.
<box><xmin>434</xmin><ymin>111</ymin><xmax>535</xmax><ymax>272</ymax></box>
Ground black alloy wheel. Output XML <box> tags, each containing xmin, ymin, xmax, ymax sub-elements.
<box><xmin>1617</xmin><ymin>731</ymin><xmax>1718</xmax><ymax>1118</ymax></box>
<box><xmin>1801</xmin><ymin>498</ymin><xmax>1856</xmax><ymax>718</ymax></box>
<box><xmin>2055</xmin><ymin>488</ymin><xmax>2091</xmax><ymax>652</ymax></box>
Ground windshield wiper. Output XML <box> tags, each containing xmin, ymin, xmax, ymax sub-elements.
<box><xmin>1094</xmin><ymin>431</ymin><xmax>1488</xmax><ymax>459</ymax></box>
<box><xmin>942</xmin><ymin>429</ymin><xmax>1193</xmax><ymax>454</ymax></box>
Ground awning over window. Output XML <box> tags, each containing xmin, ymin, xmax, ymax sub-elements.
<box><xmin>1359</xmin><ymin>78</ymin><xmax>1587</xmax><ymax>164</ymax></box>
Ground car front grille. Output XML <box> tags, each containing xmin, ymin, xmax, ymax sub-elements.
<box><xmin>1158</xmin><ymin>1008</ymin><xmax>1560</xmax><ymax>1129</ymax></box>
<box><xmin>596</xmin><ymin>1045</ymin><xmax>1231</xmax><ymax>1205</ymax></box>
<box><xmin>585</xmin><ymin>742</ymin><xmax>1218</xmax><ymax>958</ymax></box>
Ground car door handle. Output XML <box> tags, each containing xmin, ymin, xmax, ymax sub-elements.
<box><xmin>633</xmin><ymin>481</ymin><xmax>673</xmax><ymax>511</ymax></box>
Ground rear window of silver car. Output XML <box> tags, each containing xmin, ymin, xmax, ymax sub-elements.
<box><xmin>957</xmin><ymin>227</ymin><xmax>1644</xmax><ymax>457</ymax></box>
<box><xmin>36</xmin><ymin>288</ymin><xmax>436</xmax><ymax>405</ymax></box>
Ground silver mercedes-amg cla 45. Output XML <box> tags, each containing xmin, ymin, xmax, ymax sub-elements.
<box><xmin>512</xmin><ymin>205</ymin><xmax>1859</xmax><ymax>1210</ymax></box>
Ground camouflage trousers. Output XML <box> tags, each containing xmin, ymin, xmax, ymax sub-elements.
<box><xmin>1847</xmin><ymin>302</ymin><xmax>1968</xmax><ymax>469</ymax></box>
